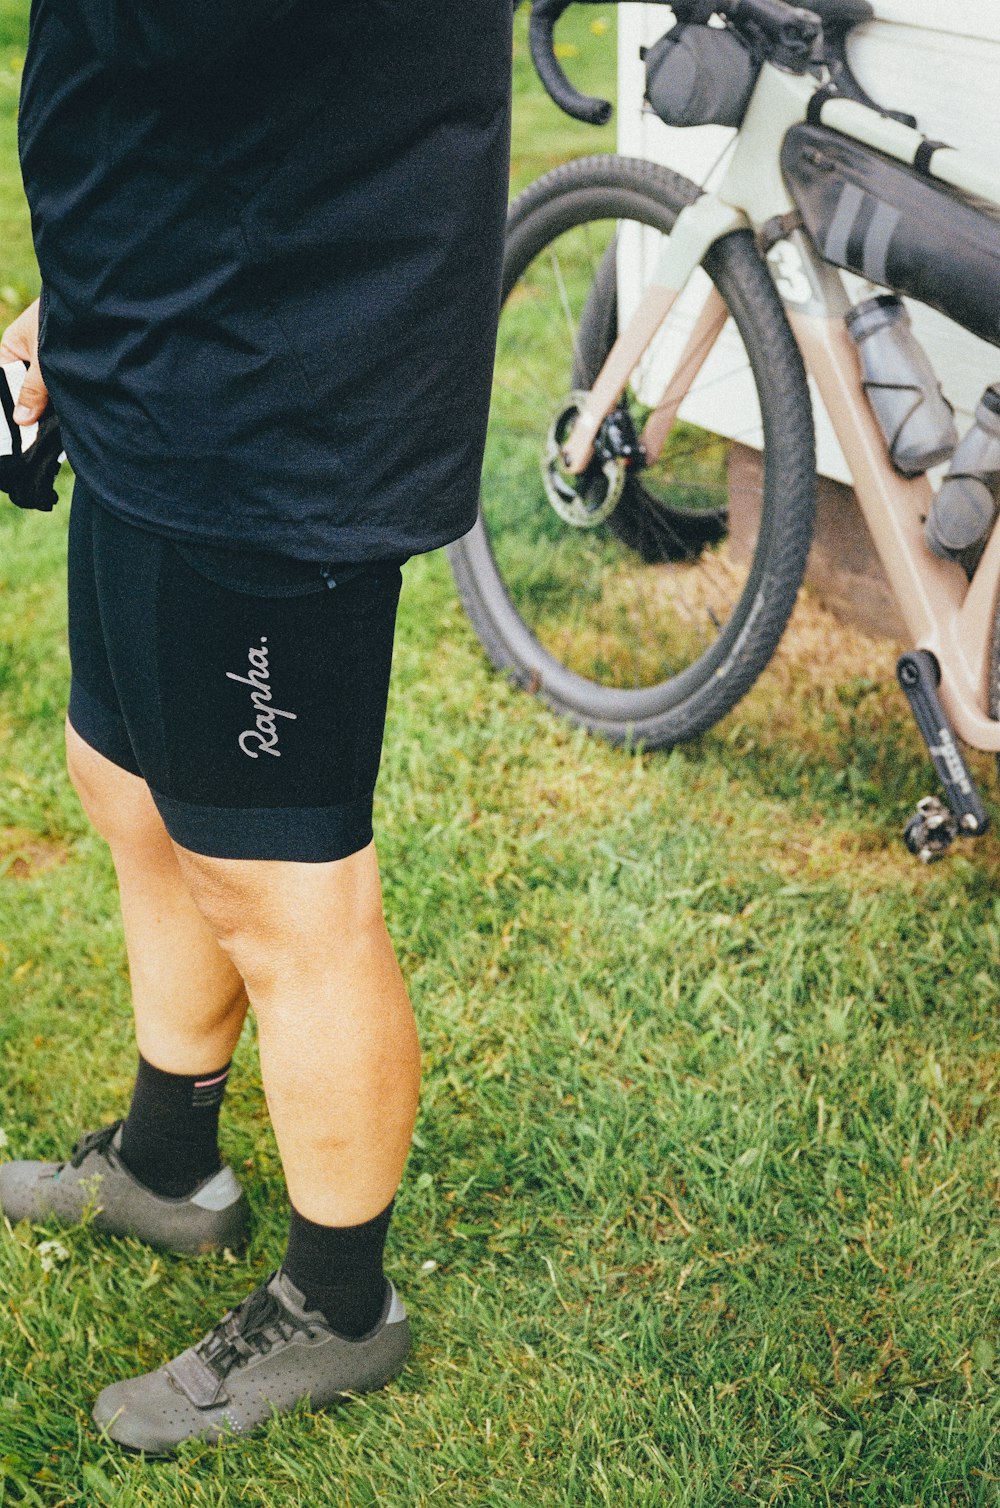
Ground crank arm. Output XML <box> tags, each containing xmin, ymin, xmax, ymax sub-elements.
<box><xmin>897</xmin><ymin>650</ymin><xmax>989</xmax><ymax>836</ymax></box>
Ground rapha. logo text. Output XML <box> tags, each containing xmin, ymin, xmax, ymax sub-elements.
<box><xmin>226</xmin><ymin>637</ymin><xmax>297</xmax><ymax>758</ymax></box>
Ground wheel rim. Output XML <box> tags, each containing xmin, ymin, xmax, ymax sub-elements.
<box><xmin>478</xmin><ymin>211</ymin><xmax>771</xmax><ymax>708</ymax></box>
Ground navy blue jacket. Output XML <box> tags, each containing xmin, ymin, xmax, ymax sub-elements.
<box><xmin>18</xmin><ymin>0</ymin><xmax>512</xmax><ymax>562</ymax></box>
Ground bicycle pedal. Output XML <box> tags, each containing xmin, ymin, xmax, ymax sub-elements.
<box><xmin>904</xmin><ymin>796</ymin><xmax>960</xmax><ymax>863</ymax></box>
<box><xmin>896</xmin><ymin>650</ymin><xmax>990</xmax><ymax>854</ymax></box>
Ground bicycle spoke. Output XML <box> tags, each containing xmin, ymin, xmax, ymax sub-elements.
<box><xmin>582</xmin><ymin>219</ymin><xmax>604</xmax><ymax>284</ymax></box>
<box><xmin>549</xmin><ymin>249</ymin><xmax>584</xmax><ymax>373</ymax></box>
<box><xmin>479</xmin><ymin>209</ymin><xmax>780</xmax><ymax>692</ymax></box>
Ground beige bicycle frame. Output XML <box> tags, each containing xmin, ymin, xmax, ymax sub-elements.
<box><xmin>561</xmin><ymin>62</ymin><xmax>1000</xmax><ymax>752</ymax></box>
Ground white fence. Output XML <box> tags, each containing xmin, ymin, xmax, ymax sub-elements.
<box><xmin>616</xmin><ymin>2</ymin><xmax>1000</xmax><ymax>482</ymax></box>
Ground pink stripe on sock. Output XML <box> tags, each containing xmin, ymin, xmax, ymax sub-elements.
<box><xmin>194</xmin><ymin>1069</ymin><xmax>230</xmax><ymax>1089</ymax></box>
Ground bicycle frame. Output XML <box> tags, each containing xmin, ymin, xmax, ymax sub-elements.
<box><xmin>562</xmin><ymin>61</ymin><xmax>1000</xmax><ymax>751</ymax></box>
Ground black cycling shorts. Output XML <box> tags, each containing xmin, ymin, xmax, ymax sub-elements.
<box><xmin>66</xmin><ymin>479</ymin><xmax>404</xmax><ymax>863</ymax></box>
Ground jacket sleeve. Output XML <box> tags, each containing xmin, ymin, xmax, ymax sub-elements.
<box><xmin>56</xmin><ymin>0</ymin><xmax>301</xmax><ymax>77</ymax></box>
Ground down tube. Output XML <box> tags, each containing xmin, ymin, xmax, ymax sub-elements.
<box><xmin>787</xmin><ymin>307</ymin><xmax>1000</xmax><ymax>753</ymax></box>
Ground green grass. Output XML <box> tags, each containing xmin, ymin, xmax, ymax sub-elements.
<box><xmin>0</xmin><ymin>0</ymin><xmax>40</xmax><ymax>327</ymax></box>
<box><xmin>3</xmin><ymin>8</ymin><xmax>1000</xmax><ymax>1506</ymax></box>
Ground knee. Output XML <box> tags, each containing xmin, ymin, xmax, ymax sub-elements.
<box><xmin>175</xmin><ymin>844</ymin><xmax>388</xmax><ymax>994</ymax></box>
<box><xmin>65</xmin><ymin>723</ymin><xmax>169</xmax><ymax>854</ymax></box>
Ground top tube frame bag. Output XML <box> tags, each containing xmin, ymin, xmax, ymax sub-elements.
<box><xmin>781</xmin><ymin>123</ymin><xmax>1000</xmax><ymax>350</ymax></box>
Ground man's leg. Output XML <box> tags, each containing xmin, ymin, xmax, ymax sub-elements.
<box><xmin>65</xmin><ymin>722</ymin><xmax>248</xmax><ymax>1199</ymax></box>
<box><xmin>65</xmin><ymin>723</ymin><xmax>249</xmax><ymax>1072</ymax></box>
<box><xmin>172</xmin><ymin>839</ymin><xmax>420</xmax><ymax>1228</ymax></box>
<box><xmin>176</xmin><ymin>841</ymin><xmax>420</xmax><ymax>1331</ymax></box>
<box><xmin>0</xmin><ymin>725</ymin><xmax>253</xmax><ymax>1246</ymax></box>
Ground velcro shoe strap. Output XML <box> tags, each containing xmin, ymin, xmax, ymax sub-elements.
<box><xmin>166</xmin><ymin>1348</ymin><xmax>230</xmax><ymax>1409</ymax></box>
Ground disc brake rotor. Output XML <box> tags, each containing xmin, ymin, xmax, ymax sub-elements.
<box><xmin>541</xmin><ymin>392</ymin><xmax>625</xmax><ymax>529</ymax></box>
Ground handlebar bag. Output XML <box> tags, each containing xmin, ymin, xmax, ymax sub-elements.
<box><xmin>644</xmin><ymin>24</ymin><xmax>759</xmax><ymax>130</ymax></box>
<box><xmin>782</xmin><ymin>123</ymin><xmax>1000</xmax><ymax>350</ymax></box>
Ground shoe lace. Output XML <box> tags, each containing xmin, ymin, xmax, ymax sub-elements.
<box><xmin>194</xmin><ymin>1279</ymin><xmax>315</xmax><ymax>1381</ymax></box>
<box><xmin>69</xmin><ymin>1121</ymin><xmax>123</xmax><ymax>1169</ymax></box>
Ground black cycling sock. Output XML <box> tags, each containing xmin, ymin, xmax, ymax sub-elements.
<box><xmin>118</xmin><ymin>1053</ymin><xmax>229</xmax><ymax>1199</ymax></box>
<box><xmin>282</xmin><ymin>1201</ymin><xmax>394</xmax><ymax>1339</ymax></box>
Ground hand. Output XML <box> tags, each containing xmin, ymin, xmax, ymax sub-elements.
<box><xmin>0</xmin><ymin>298</ymin><xmax>49</xmax><ymax>426</ymax></box>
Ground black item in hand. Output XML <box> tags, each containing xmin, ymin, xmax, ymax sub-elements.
<box><xmin>0</xmin><ymin>362</ymin><xmax>64</xmax><ymax>512</ymax></box>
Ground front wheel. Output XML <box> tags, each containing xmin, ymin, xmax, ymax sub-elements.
<box><xmin>449</xmin><ymin>155</ymin><xmax>817</xmax><ymax>748</ymax></box>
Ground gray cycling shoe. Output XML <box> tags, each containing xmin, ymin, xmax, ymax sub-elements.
<box><xmin>92</xmin><ymin>1270</ymin><xmax>410</xmax><ymax>1454</ymax></box>
<box><xmin>0</xmin><ymin>1122</ymin><xmax>249</xmax><ymax>1255</ymax></box>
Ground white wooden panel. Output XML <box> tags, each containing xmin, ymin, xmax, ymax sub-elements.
<box><xmin>847</xmin><ymin>25</ymin><xmax>996</xmax><ymax>170</ymax></box>
<box><xmin>867</xmin><ymin>1</ymin><xmax>999</xmax><ymax>40</ymax></box>
<box><xmin>617</xmin><ymin>4</ymin><xmax>1000</xmax><ymax>483</ymax></box>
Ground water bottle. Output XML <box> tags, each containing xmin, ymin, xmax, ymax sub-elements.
<box><xmin>925</xmin><ymin>384</ymin><xmax>1000</xmax><ymax>565</ymax></box>
<box><xmin>846</xmin><ymin>295</ymin><xmax>958</xmax><ymax>477</ymax></box>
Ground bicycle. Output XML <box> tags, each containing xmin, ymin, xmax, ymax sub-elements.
<box><xmin>448</xmin><ymin>0</ymin><xmax>1000</xmax><ymax>860</ymax></box>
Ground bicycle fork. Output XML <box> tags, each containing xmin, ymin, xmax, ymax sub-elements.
<box><xmin>560</xmin><ymin>195</ymin><xmax>744</xmax><ymax>475</ymax></box>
